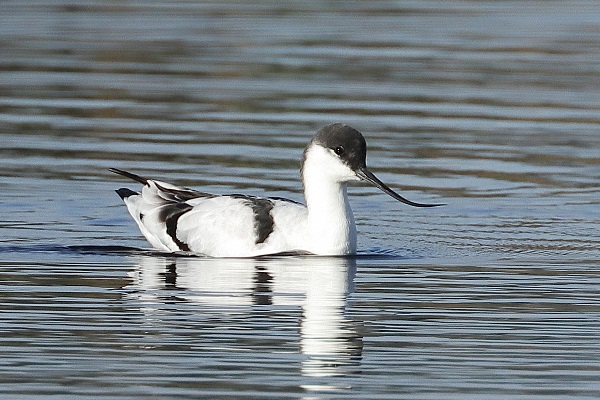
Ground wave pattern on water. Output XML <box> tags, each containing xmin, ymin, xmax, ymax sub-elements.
<box><xmin>1</xmin><ymin>1</ymin><xmax>600</xmax><ymax>399</ymax></box>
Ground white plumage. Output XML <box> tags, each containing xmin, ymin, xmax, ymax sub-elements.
<box><xmin>111</xmin><ymin>123</ymin><xmax>441</xmax><ymax>257</ymax></box>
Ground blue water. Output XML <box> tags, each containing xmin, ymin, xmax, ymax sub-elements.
<box><xmin>1</xmin><ymin>1</ymin><xmax>600</xmax><ymax>398</ymax></box>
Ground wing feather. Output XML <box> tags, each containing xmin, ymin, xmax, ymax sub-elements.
<box><xmin>112</xmin><ymin>168</ymin><xmax>309</xmax><ymax>256</ymax></box>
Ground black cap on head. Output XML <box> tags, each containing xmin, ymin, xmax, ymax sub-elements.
<box><xmin>311</xmin><ymin>123</ymin><xmax>444</xmax><ymax>208</ymax></box>
<box><xmin>313</xmin><ymin>123</ymin><xmax>367</xmax><ymax>171</ymax></box>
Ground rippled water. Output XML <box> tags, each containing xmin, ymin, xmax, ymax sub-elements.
<box><xmin>1</xmin><ymin>1</ymin><xmax>600</xmax><ymax>398</ymax></box>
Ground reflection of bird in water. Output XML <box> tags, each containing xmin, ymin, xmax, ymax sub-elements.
<box><xmin>111</xmin><ymin>123</ymin><xmax>441</xmax><ymax>257</ymax></box>
<box><xmin>126</xmin><ymin>255</ymin><xmax>362</xmax><ymax>379</ymax></box>
<box><xmin>299</xmin><ymin>258</ymin><xmax>363</xmax><ymax>379</ymax></box>
<box><xmin>252</xmin><ymin>266</ymin><xmax>274</xmax><ymax>306</ymax></box>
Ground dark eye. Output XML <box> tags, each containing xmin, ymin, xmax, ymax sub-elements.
<box><xmin>334</xmin><ymin>146</ymin><xmax>344</xmax><ymax>156</ymax></box>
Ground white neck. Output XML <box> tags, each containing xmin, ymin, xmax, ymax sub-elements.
<box><xmin>302</xmin><ymin>146</ymin><xmax>357</xmax><ymax>255</ymax></box>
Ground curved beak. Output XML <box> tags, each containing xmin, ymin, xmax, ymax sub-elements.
<box><xmin>355</xmin><ymin>168</ymin><xmax>443</xmax><ymax>208</ymax></box>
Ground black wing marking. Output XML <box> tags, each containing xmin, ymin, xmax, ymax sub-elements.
<box><xmin>109</xmin><ymin>168</ymin><xmax>148</xmax><ymax>185</ymax></box>
<box><xmin>110</xmin><ymin>168</ymin><xmax>215</xmax><ymax>202</ymax></box>
<box><xmin>228</xmin><ymin>194</ymin><xmax>275</xmax><ymax>244</ymax></box>
<box><xmin>154</xmin><ymin>182</ymin><xmax>215</xmax><ymax>202</ymax></box>
<box><xmin>115</xmin><ymin>188</ymin><xmax>139</xmax><ymax>200</ymax></box>
<box><xmin>248</xmin><ymin>198</ymin><xmax>274</xmax><ymax>244</ymax></box>
<box><xmin>157</xmin><ymin>202</ymin><xmax>193</xmax><ymax>252</ymax></box>
<box><xmin>268</xmin><ymin>196</ymin><xmax>304</xmax><ymax>205</ymax></box>
<box><xmin>112</xmin><ymin>168</ymin><xmax>288</xmax><ymax>247</ymax></box>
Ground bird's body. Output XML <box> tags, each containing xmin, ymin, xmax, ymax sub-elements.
<box><xmin>111</xmin><ymin>124</ymin><xmax>440</xmax><ymax>257</ymax></box>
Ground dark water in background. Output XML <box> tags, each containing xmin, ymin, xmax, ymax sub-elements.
<box><xmin>1</xmin><ymin>1</ymin><xmax>600</xmax><ymax>398</ymax></box>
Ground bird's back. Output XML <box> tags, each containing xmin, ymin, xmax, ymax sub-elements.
<box><xmin>118</xmin><ymin>177</ymin><xmax>308</xmax><ymax>257</ymax></box>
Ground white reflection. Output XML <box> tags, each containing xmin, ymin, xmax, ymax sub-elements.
<box><xmin>298</xmin><ymin>257</ymin><xmax>361</xmax><ymax>379</ymax></box>
<box><xmin>127</xmin><ymin>255</ymin><xmax>257</xmax><ymax>306</ymax></box>
<box><xmin>125</xmin><ymin>254</ymin><xmax>361</xmax><ymax>380</ymax></box>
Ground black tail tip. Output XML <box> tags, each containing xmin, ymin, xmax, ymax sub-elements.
<box><xmin>116</xmin><ymin>188</ymin><xmax>138</xmax><ymax>200</ymax></box>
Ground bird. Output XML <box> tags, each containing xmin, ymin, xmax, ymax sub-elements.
<box><xmin>110</xmin><ymin>123</ymin><xmax>442</xmax><ymax>257</ymax></box>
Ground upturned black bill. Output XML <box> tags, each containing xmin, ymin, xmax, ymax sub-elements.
<box><xmin>355</xmin><ymin>168</ymin><xmax>443</xmax><ymax>208</ymax></box>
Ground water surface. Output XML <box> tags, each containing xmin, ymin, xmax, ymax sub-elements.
<box><xmin>1</xmin><ymin>1</ymin><xmax>600</xmax><ymax>399</ymax></box>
